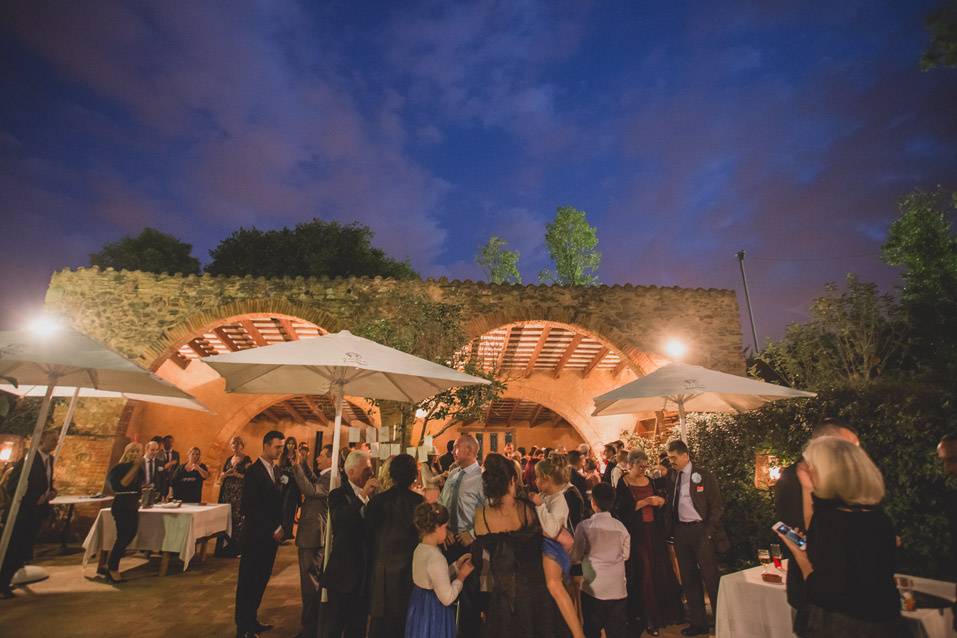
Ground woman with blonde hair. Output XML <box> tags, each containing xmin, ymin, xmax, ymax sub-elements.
<box><xmin>775</xmin><ymin>436</ymin><xmax>903</xmax><ymax>637</ymax></box>
<box><xmin>104</xmin><ymin>442</ymin><xmax>145</xmax><ymax>581</ymax></box>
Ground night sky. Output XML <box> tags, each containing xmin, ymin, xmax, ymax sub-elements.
<box><xmin>2</xmin><ymin>1</ymin><xmax>955</xmax><ymax>344</ymax></box>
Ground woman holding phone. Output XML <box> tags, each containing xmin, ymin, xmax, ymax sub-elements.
<box><xmin>774</xmin><ymin>436</ymin><xmax>904</xmax><ymax>638</ymax></box>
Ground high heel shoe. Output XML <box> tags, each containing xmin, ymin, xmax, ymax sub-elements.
<box><xmin>106</xmin><ymin>570</ymin><xmax>124</xmax><ymax>583</ymax></box>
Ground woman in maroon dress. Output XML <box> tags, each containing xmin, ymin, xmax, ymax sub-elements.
<box><xmin>614</xmin><ymin>449</ymin><xmax>683</xmax><ymax>636</ymax></box>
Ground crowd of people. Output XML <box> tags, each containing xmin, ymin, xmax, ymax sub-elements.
<box><xmin>0</xmin><ymin>418</ymin><xmax>947</xmax><ymax>638</ymax></box>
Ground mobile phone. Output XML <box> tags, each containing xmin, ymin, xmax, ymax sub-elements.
<box><xmin>772</xmin><ymin>521</ymin><xmax>807</xmax><ymax>551</ymax></box>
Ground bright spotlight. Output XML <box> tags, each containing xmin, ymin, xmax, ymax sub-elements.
<box><xmin>28</xmin><ymin>315</ymin><xmax>61</xmax><ymax>338</ymax></box>
<box><xmin>664</xmin><ymin>339</ymin><xmax>687</xmax><ymax>360</ymax></box>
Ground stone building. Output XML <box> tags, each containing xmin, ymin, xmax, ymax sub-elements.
<box><xmin>42</xmin><ymin>267</ymin><xmax>745</xmax><ymax>498</ymax></box>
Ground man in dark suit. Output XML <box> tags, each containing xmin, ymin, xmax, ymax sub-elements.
<box><xmin>665</xmin><ymin>439</ymin><xmax>724</xmax><ymax>637</ymax></box>
<box><xmin>293</xmin><ymin>444</ymin><xmax>332</xmax><ymax>638</ymax></box>
<box><xmin>235</xmin><ymin>430</ymin><xmax>285</xmax><ymax>638</ymax></box>
<box><xmin>438</xmin><ymin>440</ymin><xmax>455</xmax><ymax>473</ymax></box>
<box><xmin>321</xmin><ymin>449</ymin><xmax>378</xmax><ymax>638</ymax></box>
<box><xmin>158</xmin><ymin>435</ymin><xmax>180</xmax><ymax>497</ymax></box>
<box><xmin>600</xmin><ymin>443</ymin><xmax>618</xmax><ymax>484</ymax></box>
<box><xmin>0</xmin><ymin>430</ymin><xmax>57</xmax><ymax>598</ymax></box>
<box><xmin>775</xmin><ymin>418</ymin><xmax>859</xmax><ymax>635</ymax></box>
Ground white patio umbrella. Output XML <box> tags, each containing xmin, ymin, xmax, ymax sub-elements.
<box><xmin>0</xmin><ymin>384</ymin><xmax>209</xmax><ymax>458</ymax></box>
<box><xmin>0</xmin><ymin>327</ymin><xmax>199</xmax><ymax>571</ymax></box>
<box><xmin>200</xmin><ymin>329</ymin><xmax>490</xmax><ymax>489</ymax></box>
<box><xmin>592</xmin><ymin>362</ymin><xmax>816</xmax><ymax>440</ymax></box>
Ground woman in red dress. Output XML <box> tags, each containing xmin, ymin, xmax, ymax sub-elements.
<box><xmin>614</xmin><ymin>449</ymin><xmax>684</xmax><ymax>636</ymax></box>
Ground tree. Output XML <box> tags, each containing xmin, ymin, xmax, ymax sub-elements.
<box><xmin>538</xmin><ymin>206</ymin><xmax>601</xmax><ymax>285</ymax></box>
<box><xmin>922</xmin><ymin>1</ymin><xmax>957</xmax><ymax>70</ymax></box>
<box><xmin>206</xmin><ymin>219</ymin><xmax>418</xmax><ymax>279</ymax></box>
<box><xmin>753</xmin><ymin>275</ymin><xmax>906</xmax><ymax>390</ymax></box>
<box><xmin>90</xmin><ymin>228</ymin><xmax>200</xmax><ymax>275</ymax></box>
<box><xmin>882</xmin><ymin>188</ymin><xmax>957</xmax><ymax>381</ymax></box>
<box><xmin>352</xmin><ymin>292</ymin><xmax>505</xmax><ymax>447</ymax></box>
<box><xmin>476</xmin><ymin>236</ymin><xmax>522</xmax><ymax>284</ymax></box>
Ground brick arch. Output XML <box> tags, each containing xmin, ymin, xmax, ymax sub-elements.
<box><xmin>464</xmin><ymin>308</ymin><xmax>659</xmax><ymax>377</ymax></box>
<box><xmin>144</xmin><ymin>299</ymin><xmax>345</xmax><ymax>371</ymax></box>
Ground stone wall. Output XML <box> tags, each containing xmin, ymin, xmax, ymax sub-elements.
<box><xmin>50</xmin><ymin>397</ymin><xmax>128</xmax><ymax>495</ymax></box>
<box><xmin>42</xmin><ymin>267</ymin><xmax>746</xmax><ymax>485</ymax></box>
<box><xmin>44</xmin><ymin>267</ymin><xmax>745</xmax><ymax>374</ymax></box>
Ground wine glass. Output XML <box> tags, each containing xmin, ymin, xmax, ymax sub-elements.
<box><xmin>757</xmin><ymin>548</ymin><xmax>771</xmax><ymax>572</ymax></box>
<box><xmin>770</xmin><ymin>543</ymin><xmax>783</xmax><ymax>570</ymax></box>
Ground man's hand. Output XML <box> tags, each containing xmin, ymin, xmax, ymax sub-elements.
<box><xmin>362</xmin><ymin>478</ymin><xmax>379</xmax><ymax>499</ymax></box>
<box><xmin>444</xmin><ymin>530</ymin><xmax>456</xmax><ymax>548</ymax></box>
<box><xmin>455</xmin><ymin>531</ymin><xmax>474</xmax><ymax>547</ymax></box>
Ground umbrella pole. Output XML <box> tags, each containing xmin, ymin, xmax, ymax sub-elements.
<box><xmin>0</xmin><ymin>376</ymin><xmax>56</xmax><ymax>572</ymax></box>
<box><xmin>320</xmin><ymin>380</ymin><xmax>345</xmax><ymax>604</ymax></box>
<box><xmin>678</xmin><ymin>398</ymin><xmax>688</xmax><ymax>441</ymax></box>
<box><xmin>53</xmin><ymin>387</ymin><xmax>80</xmax><ymax>459</ymax></box>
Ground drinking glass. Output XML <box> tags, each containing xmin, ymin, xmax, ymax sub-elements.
<box><xmin>757</xmin><ymin>549</ymin><xmax>771</xmax><ymax>572</ymax></box>
<box><xmin>770</xmin><ymin>543</ymin><xmax>783</xmax><ymax>570</ymax></box>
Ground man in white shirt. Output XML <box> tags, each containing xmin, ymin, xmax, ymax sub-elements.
<box><xmin>571</xmin><ymin>482</ymin><xmax>630</xmax><ymax>638</ymax></box>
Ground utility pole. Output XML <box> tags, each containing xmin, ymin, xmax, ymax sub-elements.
<box><xmin>736</xmin><ymin>250</ymin><xmax>759</xmax><ymax>353</ymax></box>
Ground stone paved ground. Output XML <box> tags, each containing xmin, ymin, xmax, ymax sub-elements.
<box><xmin>3</xmin><ymin>544</ymin><xmax>713</xmax><ymax>637</ymax></box>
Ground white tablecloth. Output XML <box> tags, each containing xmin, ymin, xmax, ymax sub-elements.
<box><xmin>716</xmin><ymin>565</ymin><xmax>956</xmax><ymax>638</ymax></box>
<box><xmin>81</xmin><ymin>504</ymin><xmax>231</xmax><ymax>571</ymax></box>
<box><xmin>50</xmin><ymin>495</ymin><xmax>114</xmax><ymax>507</ymax></box>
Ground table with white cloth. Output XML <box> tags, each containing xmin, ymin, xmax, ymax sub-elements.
<box><xmin>81</xmin><ymin>503</ymin><xmax>231</xmax><ymax>575</ymax></box>
<box><xmin>716</xmin><ymin>564</ymin><xmax>956</xmax><ymax>638</ymax></box>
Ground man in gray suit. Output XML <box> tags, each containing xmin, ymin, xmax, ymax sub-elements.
<box><xmin>292</xmin><ymin>444</ymin><xmax>333</xmax><ymax>638</ymax></box>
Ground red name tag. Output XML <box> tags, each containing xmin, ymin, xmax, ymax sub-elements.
<box><xmin>696</xmin><ymin>486</ymin><xmax>704</xmax><ymax>492</ymax></box>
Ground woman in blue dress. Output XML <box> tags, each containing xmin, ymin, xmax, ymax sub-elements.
<box><xmin>405</xmin><ymin>502</ymin><xmax>474</xmax><ymax>638</ymax></box>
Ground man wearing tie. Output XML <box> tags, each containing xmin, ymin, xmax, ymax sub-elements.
<box><xmin>235</xmin><ymin>430</ymin><xmax>286</xmax><ymax>638</ymax></box>
<box><xmin>664</xmin><ymin>440</ymin><xmax>723</xmax><ymax>637</ymax></box>
<box><xmin>438</xmin><ymin>434</ymin><xmax>485</xmax><ymax>638</ymax></box>
<box><xmin>0</xmin><ymin>430</ymin><xmax>58</xmax><ymax>598</ymax></box>
<box><xmin>142</xmin><ymin>440</ymin><xmax>162</xmax><ymax>497</ymax></box>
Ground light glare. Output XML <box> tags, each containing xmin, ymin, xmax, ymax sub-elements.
<box><xmin>28</xmin><ymin>316</ymin><xmax>61</xmax><ymax>338</ymax></box>
<box><xmin>664</xmin><ymin>338</ymin><xmax>687</xmax><ymax>360</ymax></box>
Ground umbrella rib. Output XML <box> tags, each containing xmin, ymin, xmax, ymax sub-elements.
<box><xmin>381</xmin><ymin>372</ymin><xmax>415</xmax><ymax>403</ymax></box>
<box><xmin>346</xmin><ymin>369</ymin><xmax>377</xmax><ymax>385</ymax></box>
<box><xmin>230</xmin><ymin>364</ymin><xmax>282</xmax><ymax>390</ymax></box>
<box><xmin>306</xmin><ymin>366</ymin><xmax>334</xmax><ymax>382</ymax></box>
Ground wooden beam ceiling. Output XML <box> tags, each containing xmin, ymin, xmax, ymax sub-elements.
<box><xmin>213</xmin><ymin>326</ymin><xmax>240</xmax><ymax>351</ymax></box>
<box><xmin>525</xmin><ymin>325</ymin><xmax>552</xmax><ymax>377</ymax></box>
<box><xmin>278</xmin><ymin>318</ymin><xmax>299</xmax><ymax>341</ymax></box>
<box><xmin>528</xmin><ymin>403</ymin><xmax>544</xmax><ymax>428</ymax></box>
<box><xmin>554</xmin><ymin>333</ymin><xmax>583</xmax><ymax>378</ymax></box>
<box><xmin>582</xmin><ymin>346</ymin><xmax>609</xmax><ymax>377</ymax></box>
<box><xmin>241</xmin><ymin>319</ymin><xmax>268</xmax><ymax>346</ymax></box>
<box><xmin>495</xmin><ymin>325</ymin><xmax>514</xmax><ymax>373</ymax></box>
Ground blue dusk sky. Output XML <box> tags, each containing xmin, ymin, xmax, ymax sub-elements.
<box><xmin>1</xmin><ymin>1</ymin><xmax>955</xmax><ymax>344</ymax></box>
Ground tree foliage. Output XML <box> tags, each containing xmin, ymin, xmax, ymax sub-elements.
<box><xmin>538</xmin><ymin>206</ymin><xmax>601</xmax><ymax>285</ymax></box>
<box><xmin>476</xmin><ymin>236</ymin><xmax>522</xmax><ymax>284</ymax></box>
<box><xmin>206</xmin><ymin>219</ymin><xmax>418</xmax><ymax>280</ymax></box>
<box><xmin>684</xmin><ymin>381</ymin><xmax>956</xmax><ymax>578</ymax></box>
<box><xmin>882</xmin><ymin>188</ymin><xmax>957</xmax><ymax>382</ymax></box>
<box><xmin>753</xmin><ymin>275</ymin><xmax>906</xmax><ymax>390</ymax></box>
<box><xmin>921</xmin><ymin>1</ymin><xmax>957</xmax><ymax>70</ymax></box>
<box><xmin>90</xmin><ymin>227</ymin><xmax>200</xmax><ymax>275</ymax></box>
<box><xmin>352</xmin><ymin>292</ymin><xmax>505</xmax><ymax>447</ymax></box>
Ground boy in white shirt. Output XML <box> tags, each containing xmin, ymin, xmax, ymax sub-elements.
<box><xmin>571</xmin><ymin>482</ymin><xmax>631</xmax><ymax>638</ymax></box>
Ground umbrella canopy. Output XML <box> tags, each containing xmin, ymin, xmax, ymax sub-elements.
<box><xmin>0</xmin><ymin>329</ymin><xmax>194</xmax><ymax>398</ymax></box>
<box><xmin>592</xmin><ymin>362</ymin><xmax>816</xmax><ymax>438</ymax></box>
<box><xmin>0</xmin><ymin>384</ymin><xmax>209</xmax><ymax>412</ymax></box>
<box><xmin>0</xmin><ymin>327</ymin><xmax>199</xmax><ymax>571</ymax></box>
<box><xmin>201</xmin><ymin>329</ymin><xmax>488</xmax><ymax>402</ymax></box>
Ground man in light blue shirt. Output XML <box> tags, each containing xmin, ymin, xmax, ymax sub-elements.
<box><xmin>438</xmin><ymin>433</ymin><xmax>485</xmax><ymax>638</ymax></box>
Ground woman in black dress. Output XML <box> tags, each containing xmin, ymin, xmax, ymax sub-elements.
<box><xmin>776</xmin><ymin>436</ymin><xmax>904</xmax><ymax>638</ymax></box>
<box><xmin>614</xmin><ymin>450</ymin><xmax>683</xmax><ymax>635</ymax></box>
<box><xmin>473</xmin><ymin>453</ymin><xmax>572</xmax><ymax>638</ymax></box>
<box><xmin>171</xmin><ymin>447</ymin><xmax>209</xmax><ymax>503</ymax></box>
<box><xmin>366</xmin><ymin>454</ymin><xmax>426</xmax><ymax>638</ymax></box>
<box><xmin>216</xmin><ymin>436</ymin><xmax>251</xmax><ymax>557</ymax></box>
<box><xmin>278</xmin><ymin>436</ymin><xmax>300</xmax><ymax>541</ymax></box>
<box><xmin>105</xmin><ymin>442</ymin><xmax>145</xmax><ymax>582</ymax></box>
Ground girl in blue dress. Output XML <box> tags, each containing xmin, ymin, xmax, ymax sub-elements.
<box><xmin>405</xmin><ymin>502</ymin><xmax>474</xmax><ymax>638</ymax></box>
